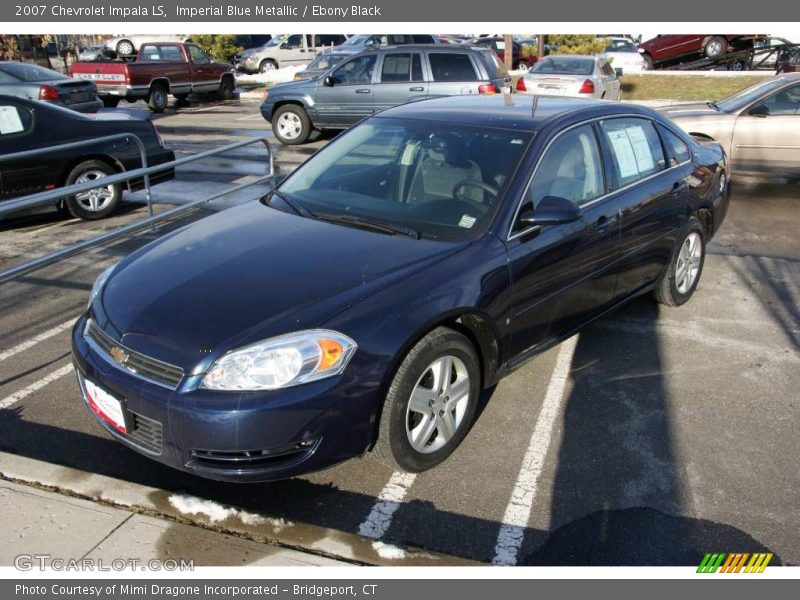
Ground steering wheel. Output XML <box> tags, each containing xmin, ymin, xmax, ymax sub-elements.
<box><xmin>453</xmin><ymin>180</ymin><xmax>499</xmax><ymax>204</ymax></box>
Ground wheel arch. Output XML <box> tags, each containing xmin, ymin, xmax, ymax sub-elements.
<box><xmin>149</xmin><ymin>78</ymin><xmax>171</xmax><ymax>94</ymax></box>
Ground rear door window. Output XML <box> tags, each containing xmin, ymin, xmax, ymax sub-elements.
<box><xmin>428</xmin><ymin>53</ymin><xmax>478</xmax><ymax>82</ymax></box>
<box><xmin>380</xmin><ymin>53</ymin><xmax>423</xmax><ymax>82</ymax></box>
<box><xmin>600</xmin><ymin>118</ymin><xmax>666</xmax><ymax>188</ymax></box>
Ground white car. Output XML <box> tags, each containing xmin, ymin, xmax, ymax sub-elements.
<box><xmin>104</xmin><ymin>35</ymin><xmax>191</xmax><ymax>58</ymax></box>
<box><xmin>601</xmin><ymin>37</ymin><xmax>646</xmax><ymax>73</ymax></box>
<box><xmin>516</xmin><ymin>55</ymin><xmax>622</xmax><ymax>100</ymax></box>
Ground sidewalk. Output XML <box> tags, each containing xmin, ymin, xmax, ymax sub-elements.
<box><xmin>0</xmin><ymin>480</ymin><xmax>346</xmax><ymax>568</ymax></box>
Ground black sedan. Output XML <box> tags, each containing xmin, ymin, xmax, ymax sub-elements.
<box><xmin>0</xmin><ymin>61</ymin><xmax>103</xmax><ymax>113</ymax></box>
<box><xmin>0</xmin><ymin>95</ymin><xmax>174</xmax><ymax>219</ymax></box>
<box><xmin>71</xmin><ymin>96</ymin><xmax>729</xmax><ymax>481</ymax></box>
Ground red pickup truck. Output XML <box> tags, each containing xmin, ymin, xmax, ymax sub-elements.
<box><xmin>70</xmin><ymin>42</ymin><xmax>235</xmax><ymax>112</ymax></box>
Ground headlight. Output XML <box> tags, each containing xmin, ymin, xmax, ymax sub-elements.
<box><xmin>201</xmin><ymin>330</ymin><xmax>357</xmax><ymax>391</ymax></box>
<box><xmin>88</xmin><ymin>265</ymin><xmax>115</xmax><ymax>309</ymax></box>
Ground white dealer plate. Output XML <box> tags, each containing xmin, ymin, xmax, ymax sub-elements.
<box><xmin>84</xmin><ymin>378</ymin><xmax>127</xmax><ymax>433</ymax></box>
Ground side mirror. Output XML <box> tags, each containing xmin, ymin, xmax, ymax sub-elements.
<box><xmin>615</xmin><ymin>67</ymin><xmax>624</xmax><ymax>77</ymax></box>
<box><xmin>323</xmin><ymin>75</ymin><xmax>334</xmax><ymax>87</ymax></box>
<box><xmin>520</xmin><ymin>196</ymin><xmax>581</xmax><ymax>227</ymax></box>
<box><xmin>749</xmin><ymin>103</ymin><xmax>769</xmax><ymax>117</ymax></box>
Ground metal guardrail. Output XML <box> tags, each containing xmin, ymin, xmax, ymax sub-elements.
<box><xmin>0</xmin><ymin>136</ymin><xmax>275</xmax><ymax>284</ymax></box>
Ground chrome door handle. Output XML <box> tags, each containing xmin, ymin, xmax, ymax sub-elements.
<box><xmin>409</xmin><ymin>86</ymin><xmax>424</xmax><ymax>92</ymax></box>
<box><xmin>355</xmin><ymin>89</ymin><xmax>371</xmax><ymax>94</ymax></box>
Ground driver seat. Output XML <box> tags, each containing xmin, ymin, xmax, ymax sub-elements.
<box><xmin>407</xmin><ymin>139</ymin><xmax>483</xmax><ymax>204</ymax></box>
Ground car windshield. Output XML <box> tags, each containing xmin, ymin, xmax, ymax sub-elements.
<box><xmin>531</xmin><ymin>57</ymin><xmax>595</xmax><ymax>75</ymax></box>
<box><xmin>605</xmin><ymin>41</ymin><xmax>637</xmax><ymax>52</ymax></box>
<box><xmin>716</xmin><ymin>78</ymin><xmax>795</xmax><ymax>112</ymax></box>
<box><xmin>341</xmin><ymin>35</ymin><xmax>372</xmax><ymax>46</ymax></box>
<box><xmin>307</xmin><ymin>53</ymin><xmax>349</xmax><ymax>70</ymax></box>
<box><xmin>0</xmin><ymin>63</ymin><xmax>63</xmax><ymax>82</ymax></box>
<box><xmin>277</xmin><ymin>117</ymin><xmax>532</xmax><ymax>241</ymax></box>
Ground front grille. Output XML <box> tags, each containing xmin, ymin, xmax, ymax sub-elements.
<box><xmin>190</xmin><ymin>440</ymin><xmax>318</xmax><ymax>471</ymax></box>
<box><xmin>128</xmin><ymin>411</ymin><xmax>163</xmax><ymax>454</ymax></box>
<box><xmin>86</xmin><ymin>320</ymin><xmax>184</xmax><ymax>389</ymax></box>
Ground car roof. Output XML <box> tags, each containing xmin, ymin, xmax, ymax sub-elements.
<box><xmin>376</xmin><ymin>94</ymin><xmax>656</xmax><ymax>132</ymax></box>
<box><xmin>537</xmin><ymin>54</ymin><xmax>598</xmax><ymax>61</ymax></box>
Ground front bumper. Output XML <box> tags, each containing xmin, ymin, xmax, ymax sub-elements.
<box><xmin>71</xmin><ymin>314</ymin><xmax>379</xmax><ymax>482</ymax></box>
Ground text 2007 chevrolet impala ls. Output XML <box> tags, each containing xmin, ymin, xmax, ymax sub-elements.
<box><xmin>72</xmin><ymin>95</ymin><xmax>729</xmax><ymax>481</ymax></box>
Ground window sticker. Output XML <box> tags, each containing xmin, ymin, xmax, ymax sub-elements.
<box><xmin>607</xmin><ymin>129</ymin><xmax>638</xmax><ymax>179</ymax></box>
<box><xmin>0</xmin><ymin>106</ymin><xmax>24</xmax><ymax>135</ymax></box>
<box><xmin>458</xmin><ymin>214</ymin><xmax>477</xmax><ymax>229</ymax></box>
<box><xmin>626</xmin><ymin>125</ymin><xmax>655</xmax><ymax>173</ymax></box>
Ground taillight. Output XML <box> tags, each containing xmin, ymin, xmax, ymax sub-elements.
<box><xmin>578</xmin><ymin>79</ymin><xmax>595</xmax><ymax>94</ymax></box>
<box><xmin>263</xmin><ymin>90</ymin><xmax>269</xmax><ymax>100</ymax></box>
<box><xmin>38</xmin><ymin>85</ymin><xmax>60</xmax><ymax>101</ymax></box>
<box><xmin>478</xmin><ymin>83</ymin><xmax>497</xmax><ymax>95</ymax></box>
<box><xmin>516</xmin><ymin>78</ymin><xmax>527</xmax><ymax>92</ymax></box>
<box><xmin>124</xmin><ymin>70</ymin><xmax>131</xmax><ymax>85</ymax></box>
<box><xmin>151</xmin><ymin>122</ymin><xmax>165</xmax><ymax>148</ymax></box>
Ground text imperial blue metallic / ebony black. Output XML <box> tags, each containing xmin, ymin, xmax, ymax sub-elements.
<box><xmin>71</xmin><ymin>95</ymin><xmax>730</xmax><ymax>481</ymax></box>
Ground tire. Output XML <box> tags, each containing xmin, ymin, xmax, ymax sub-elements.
<box><xmin>101</xmin><ymin>97</ymin><xmax>120</xmax><ymax>108</ymax></box>
<box><xmin>64</xmin><ymin>160</ymin><xmax>122</xmax><ymax>220</ymax></box>
<box><xmin>654</xmin><ymin>216</ymin><xmax>706</xmax><ymax>307</ymax></box>
<box><xmin>516</xmin><ymin>60</ymin><xmax>530</xmax><ymax>71</ymax></box>
<box><xmin>642</xmin><ymin>53</ymin><xmax>654</xmax><ymax>70</ymax></box>
<box><xmin>115</xmin><ymin>39</ymin><xmax>136</xmax><ymax>57</ymax></box>
<box><xmin>271</xmin><ymin>104</ymin><xmax>312</xmax><ymax>145</ymax></box>
<box><xmin>219</xmin><ymin>76</ymin><xmax>235</xmax><ymax>100</ymax></box>
<box><xmin>259</xmin><ymin>59</ymin><xmax>278</xmax><ymax>74</ymax></box>
<box><xmin>373</xmin><ymin>327</ymin><xmax>480</xmax><ymax>473</ymax></box>
<box><xmin>705</xmin><ymin>36</ymin><xmax>728</xmax><ymax>59</ymax></box>
<box><xmin>727</xmin><ymin>60</ymin><xmax>745</xmax><ymax>71</ymax></box>
<box><xmin>147</xmin><ymin>83</ymin><xmax>169</xmax><ymax>112</ymax></box>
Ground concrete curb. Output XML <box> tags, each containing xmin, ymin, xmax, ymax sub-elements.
<box><xmin>0</xmin><ymin>451</ymin><xmax>480</xmax><ymax>567</ymax></box>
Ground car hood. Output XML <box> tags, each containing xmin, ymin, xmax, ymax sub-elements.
<box><xmin>657</xmin><ymin>103</ymin><xmax>729</xmax><ymax>119</ymax></box>
<box><xmin>95</xmin><ymin>202</ymin><xmax>465</xmax><ymax>370</ymax></box>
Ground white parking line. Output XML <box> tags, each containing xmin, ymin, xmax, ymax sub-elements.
<box><xmin>235</xmin><ymin>113</ymin><xmax>264</xmax><ymax>121</ymax></box>
<box><xmin>0</xmin><ymin>319</ymin><xmax>76</xmax><ymax>362</ymax></box>
<box><xmin>357</xmin><ymin>471</ymin><xmax>417</xmax><ymax>539</ymax></box>
<box><xmin>491</xmin><ymin>335</ymin><xmax>578</xmax><ymax>566</ymax></box>
<box><xmin>0</xmin><ymin>364</ymin><xmax>74</xmax><ymax>410</ymax></box>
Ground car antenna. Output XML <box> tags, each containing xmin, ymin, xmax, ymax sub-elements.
<box><xmin>531</xmin><ymin>94</ymin><xmax>539</xmax><ymax>117</ymax></box>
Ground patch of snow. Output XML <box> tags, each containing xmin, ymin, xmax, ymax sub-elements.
<box><xmin>236</xmin><ymin>65</ymin><xmax>307</xmax><ymax>85</ymax></box>
<box><xmin>168</xmin><ymin>493</ymin><xmax>271</xmax><ymax>527</ymax></box>
<box><xmin>372</xmin><ymin>541</ymin><xmax>406</xmax><ymax>560</ymax></box>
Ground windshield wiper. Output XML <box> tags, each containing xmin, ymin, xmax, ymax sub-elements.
<box><xmin>314</xmin><ymin>212</ymin><xmax>420</xmax><ymax>239</ymax></box>
<box><xmin>706</xmin><ymin>101</ymin><xmax>720</xmax><ymax>111</ymax></box>
<box><xmin>263</xmin><ymin>189</ymin><xmax>314</xmax><ymax>218</ymax></box>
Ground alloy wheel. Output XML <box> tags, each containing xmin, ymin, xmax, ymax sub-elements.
<box><xmin>675</xmin><ymin>232</ymin><xmax>702</xmax><ymax>295</ymax></box>
<box><xmin>74</xmin><ymin>170</ymin><xmax>115</xmax><ymax>212</ymax></box>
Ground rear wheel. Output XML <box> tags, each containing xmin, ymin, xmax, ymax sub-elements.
<box><xmin>373</xmin><ymin>327</ymin><xmax>480</xmax><ymax>473</ymax></box>
<box><xmin>147</xmin><ymin>83</ymin><xmax>169</xmax><ymax>112</ymax></box>
<box><xmin>64</xmin><ymin>160</ymin><xmax>122</xmax><ymax>220</ymax></box>
<box><xmin>271</xmin><ymin>104</ymin><xmax>312</xmax><ymax>145</ymax></box>
<box><xmin>654</xmin><ymin>216</ymin><xmax>705</xmax><ymax>306</ymax></box>
<box><xmin>705</xmin><ymin>36</ymin><xmax>728</xmax><ymax>58</ymax></box>
<box><xmin>219</xmin><ymin>76</ymin><xmax>235</xmax><ymax>100</ymax></box>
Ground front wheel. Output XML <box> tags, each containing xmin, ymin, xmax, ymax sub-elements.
<box><xmin>271</xmin><ymin>104</ymin><xmax>312</xmax><ymax>145</ymax></box>
<box><xmin>705</xmin><ymin>36</ymin><xmax>728</xmax><ymax>59</ymax></box>
<box><xmin>654</xmin><ymin>216</ymin><xmax>706</xmax><ymax>306</ymax></box>
<box><xmin>642</xmin><ymin>53</ymin><xmax>654</xmax><ymax>70</ymax></box>
<box><xmin>64</xmin><ymin>160</ymin><xmax>122</xmax><ymax>220</ymax></box>
<box><xmin>373</xmin><ymin>327</ymin><xmax>480</xmax><ymax>473</ymax></box>
<box><xmin>219</xmin><ymin>76</ymin><xmax>235</xmax><ymax>100</ymax></box>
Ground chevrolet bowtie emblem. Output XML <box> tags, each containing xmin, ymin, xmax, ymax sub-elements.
<box><xmin>110</xmin><ymin>345</ymin><xmax>130</xmax><ymax>366</ymax></box>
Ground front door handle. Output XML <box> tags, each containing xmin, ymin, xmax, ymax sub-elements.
<box><xmin>355</xmin><ymin>89</ymin><xmax>371</xmax><ymax>94</ymax></box>
<box><xmin>671</xmin><ymin>181</ymin><xmax>687</xmax><ymax>196</ymax></box>
<box><xmin>409</xmin><ymin>86</ymin><xmax>424</xmax><ymax>92</ymax></box>
<box><xmin>594</xmin><ymin>214</ymin><xmax>617</xmax><ymax>235</ymax></box>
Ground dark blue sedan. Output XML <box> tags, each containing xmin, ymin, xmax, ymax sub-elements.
<box><xmin>71</xmin><ymin>95</ymin><xmax>729</xmax><ymax>481</ymax></box>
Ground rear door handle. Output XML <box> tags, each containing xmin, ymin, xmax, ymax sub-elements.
<box><xmin>355</xmin><ymin>89</ymin><xmax>371</xmax><ymax>94</ymax></box>
<box><xmin>409</xmin><ymin>86</ymin><xmax>424</xmax><ymax>92</ymax></box>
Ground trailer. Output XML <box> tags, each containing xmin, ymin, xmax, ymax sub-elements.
<box><xmin>672</xmin><ymin>42</ymin><xmax>800</xmax><ymax>72</ymax></box>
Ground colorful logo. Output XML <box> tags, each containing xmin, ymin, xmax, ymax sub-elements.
<box><xmin>697</xmin><ymin>552</ymin><xmax>773</xmax><ymax>573</ymax></box>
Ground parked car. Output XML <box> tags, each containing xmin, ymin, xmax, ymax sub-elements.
<box><xmin>338</xmin><ymin>34</ymin><xmax>442</xmax><ymax>51</ymax></box>
<box><xmin>70</xmin><ymin>42</ymin><xmax>235</xmax><ymax>112</ymax></box>
<box><xmin>72</xmin><ymin>95</ymin><xmax>729</xmax><ymax>482</ymax></box>
<box><xmin>260</xmin><ymin>45</ymin><xmax>512</xmax><ymax>144</ymax></box>
<box><xmin>293</xmin><ymin>52</ymin><xmax>353</xmax><ymax>80</ymax></box>
<box><xmin>473</xmin><ymin>37</ymin><xmax>535</xmax><ymax>70</ymax></box>
<box><xmin>230</xmin><ymin>35</ymin><xmax>274</xmax><ymax>65</ymax></box>
<box><xmin>236</xmin><ymin>34</ymin><xmax>349</xmax><ymax>74</ymax></box>
<box><xmin>659</xmin><ymin>73</ymin><xmax>800</xmax><ymax>178</ymax></box>
<box><xmin>103</xmin><ymin>35</ymin><xmax>191</xmax><ymax>58</ymax></box>
<box><xmin>0</xmin><ymin>61</ymin><xmax>102</xmax><ymax>113</ymax></box>
<box><xmin>76</xmin><ymin>46</ymin><xmax>106</xmax><ymax>62</ymax></box>
<box><xmin>0</xmin><ymin>95</ymin><xmax>174</xmax><ymax>219</ymax></box>
<box><xmin>638</xmin><ymin>34</ymin><xmax>763</xmax><ymax>70</ymax></box>
<box><xmin>516</xmin><ymin>55</ymin><xmax>622</xmax><ymax>100</ymax></box>
<box><xmin>601</xmin><ymin>37</ymin><xmax>646</xmax><ymax>73</ymax></box>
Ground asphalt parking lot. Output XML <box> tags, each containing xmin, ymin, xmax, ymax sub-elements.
<box><xmin>0</xmin><ymin>97</ymin><xmax>798</xmax><ymax>566</ymax></box>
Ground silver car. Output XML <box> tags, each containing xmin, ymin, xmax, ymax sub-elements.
<box><xmin>515</xmin><ymin>55</ymin><xmax>622</xmax><ymax>101</ymax></box>
<box><xmin>659</xmin><ymin>74</ymin><xmax>800</xmax><ymax>178</ymax></box>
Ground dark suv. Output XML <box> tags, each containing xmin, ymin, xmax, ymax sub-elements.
<box><xmin>260</xmin><ymin>45</ymin><xmax>512</xmax><ymax>144</ymax></box>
